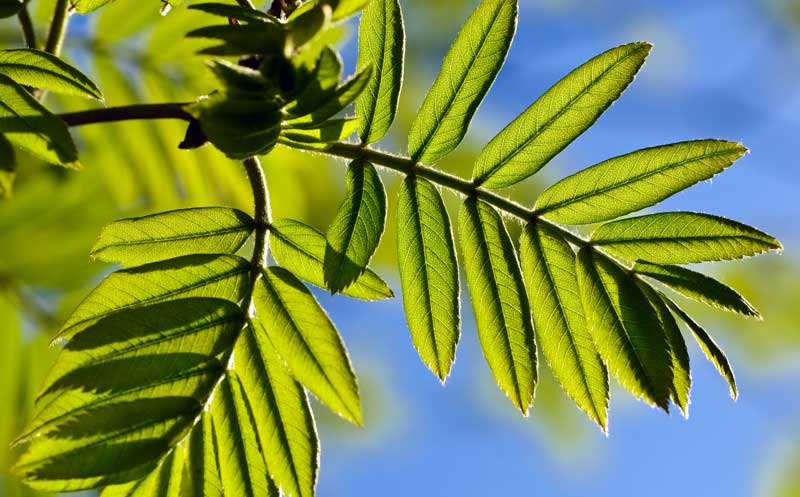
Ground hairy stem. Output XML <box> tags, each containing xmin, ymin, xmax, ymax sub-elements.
<box><xmin>243</xmin><ymin>156</ymin><xmax>271</xmax><ymax>282</ymax></box>
<box><xmin>17</xmin><ymin>5</ymin><xmax>37</xmax><ymax>49</ymax></box>
<box><xmin>44</xmin><ymin>0</ymin><xmax>70</xmax><ymax>56</ymax></box>
<box><xmin>60</xmin><ymin>103</ymin><xmax>194</xmax><ymax>126</ymax></box>
<box><xmin>318</xmin><ymin>141</ymin><xmax>590</xmax><ymax>247</ymax></box>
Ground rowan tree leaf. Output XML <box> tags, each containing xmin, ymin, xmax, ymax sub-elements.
<box><xmin>535</xmin><ymin>140</ymin><xmax>748</xmax><ymax>224</ymax></box>
<box><xmin>519</xmin><ymin>223</ymin><xmax>609</xmax><ymax>430</ymax></box>
<box><xmin>235</xmin><ymin>328</ymin><xmax>318</xmax><ymax>497</ymax></box>
<box><xmin>189</xmin><ymin>3</ymin><xmax>280</xmax><ymax>24</ymax></box>
<box><xmin>575</xmin><ymin>247</ymin><xmax>673</xmax><ymax>410</ymax></box>
<box><xmin>52</xmin><ymin>254</ymin><xmax>251</xmax><ymax>343</ymax></box>
<box><xmin>634</xmin><ymin>260</ymin><xmax>760</xmax><ymax>318</ymax></box>
<box><xmin>592</xmin><ymin>212</ymin><xmax>782</xmax><ymax>264</ymax></box>
<box><xmin>663</xmin><ymin>296</ymin><xmax>738</xmax><ymax>399</ymax></box>
<box><xmin>13</xmin><ymin>297</ymin><xmax>243</xmax><ymax>491</ymax></box>
<box><xmin>324</xmin><ymin>160</ymin><xmax>387</xmax><ymax>294</ymax></box>
<box><xmin>459</xmin><ymin>197</ymin><xmax>537</xmax><ymax>414</ymax></box>
<box><xmin>397</xmin><ymin>176</ymin><xmax>460</xmax><ymax>381</ymax></box>
<box><xmin>0</xmin><ymin>49</ymin><xmax>102</xmax><ymax>100</ymax></box>
<box><xmin>281</xmin><ymin>118</ymin><xmax>358</xmax><ymax>143</ymax></box>
<box><xmin>284</xmin><ymin>47</ymin><xmax>342</xmax><ymax>118</ymax></box>
<box><xmin>638</xmin><ymin>282</ymin><xmax>691</xmax><ymax>417</ymax></box>
<box><xmin>270</xmin><ymin>218</ymin><xmax>393</xmax><ymax>301</ymax></box>
<box><xmin>0</xmin><ymin>74</ymin><xmax>79</xmax><ymax>168</ymax></box>
<box><xmin>356</xmin><ymin>0</ymin><xmax>405</xmax><ymax>144</ymax></box>
<box><xmin>186</xmin><ymin>24</ymin><xmax>286</xmax><ymax>57</ymax></box>
<box><xmin>407</xmin><ymin>0</ymin><xmax>517</xmax><ymax>164</ymax></box>
<box><xmin>212</xmin><ymin>373</ymin><xmax>279</xmax><ymax>497</ymax></box>
<box><xmin>185</xmin><ymin>413</ymin><xmax>223</xmax><ymax>497</ymax></box>
<box><xmin>70</xmin><ymin>0</ymin><xmax>112</xmax><ymax>14</ymax></box>
<box><xmin>91</xmin><ymin>207</ymin><xmax>255</xmax><ymax>267</ymax></box>
<box><xmin>101</xmin><ymin>444</ymin><xmax>186</xmax><ymax>497</ymax></box>
<box><xmin>473</xmin><ymin>42</ymin><xmax>650</xmax><ymax>188</ymax></box>
<box><xmin>252</xmin><ymin>266</ymin><xmax>362</xmax><ymax>425</ymax></box>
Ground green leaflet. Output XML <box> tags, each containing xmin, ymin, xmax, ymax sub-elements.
<box><xmin>592</xmin><ymin>212</ymin><xmax>782</xmax><ymax>264</ymax></box>
<box><xmin>472</xmin><ymin>42</ymin><xmax>650</xmax><ymax>188</ymax></box>
<box><xmin>252</xmin><ymin>267</ymin><xmax>362</xmax><ymax>425</ymax></box>
<box><xmin>53</xmin><ymin>254</ymin><xmax>251</xmax><ymax>343</ymax></box>
<box><xmin>71</xmin><ymin>0</ymin><xmax>112</xmax><ymax>14</ymax></box>
<box><xmin>186</xmin><ymin>413</ymin><xmax>223</xmax><ymax>497</ymax></box>
<box><xmin>535</xmin><ymin>140</ymin><xmax>748</xmax><ymax>224</ymax></box>
<box><xmin>0</xmin><ymin>135</ymin><xmax>14</xmax><ymax>198</ymax></box>
<box><xmin>356</xmin><ymin>0</ymin><xmax>405</xmax><ymax>144</ymax></box>
<box><xmin>270</xmin><ymin>218</ymin><xmax>393</xmax><ymax>300</ymax></box>
<box><xmin>324</xmin><ymin>160</ymin><xmax>387</xmax><ymax>294</ymax></box>
<box><xmin>459</xmin><ymin>197</ymin><xmax>537</xmax><ymax>414</ymax></box>
<box><xmin>190</xmin><ymin>93</ymin><xmax>282</xmax><ymax>159</ymax></box>
<box><xmin>91</xmin><ymin>207</ymin><xmax>255</xmax><ymax>267</ymax></box>
<box><xmin>519</xmin><ymin>223</ymin><xmax>608</xmax><ymax>430</ymax></box>
<box><xmin>663</xmin><ymin>297</ymin><xmax>738</xmax><ymax>399</ymax></box>
<box><xmin>0</xmin><ymin>74</ymin><xmax>79</xmax><ymax>168</ymax></box>
<box><xmin>575</xmin><ymin>247</ymin><xmax>673</xmax><ymax>410</ymax></box>
<box><xmin>285</xmin><ymin>65</ymin><xmax>373</xmax><ymax>127</ymax></box>
<box><xmin>285</xmin><ymin>47</ymin><xmax>342</xmax><ymax>118</ymax></box>
<box><xmin>634</xmin><ymin>261</ymin><xmax>760</xmax><ymax>318</ymax></box>
<box><xmin>101</xmin><ymin>445</ymin><xmax>185</xmax><ymax>497</ymax></box>
<box><xmin>187</xmin><ymin>24</ymin><xmax>286</xmax><ymax>57</ymax></box>
<box><xmin>407</xmin><ymin>0</ymin><xmax>517</xmax><ymax>164</ymax></box>
<box><xmin>0</xmin><ymin>49</ymin><xmax>103</xmax><ymax>100</ymax></box>
<box><xmin>397</xmin><ymin>176</ymin><xmax>460</xmax><ymax>381</ymax></box>
<box><xmin>285</xmin><ymin>0</ymin><xmax>331</xmax><ymax>52</ymax></box>
<box><xmin>206</xmin><ymin>60</ymin><xmax>275</xmax><ymax>97</ymax></box>
<box><xmin>281</xmin><ymin>118</ymin><xmax>358</xmax><ymax>143</ymax></box>
<box><xmin>638</xmin><ymin>282</ymin><xmax>691</xmax><ymax>417</ymax></box>
<box><xmin>235</xmin><ymin>328</ymin><xmax>318</xmax><ymax>497</ymax></box>
<box><xmin>287</xmin><ymin>0</ymin><xmax>368</xmax><ymax>23</ymax></box>
<box><xmin>189</xmin><ymin>3</ymin><xmax>280</xmax><ymax>24</ymax></box>
<box><xmin>213</xmin><ymin>373</ymin><xmax>279</xmax><ymax>497</ymax></box>
<box><xmin>14</xmin><ymin>298</ymin><xmax>242</xmax><ymax>491</ymax></box>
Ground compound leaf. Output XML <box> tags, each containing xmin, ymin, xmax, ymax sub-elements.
<box><xmin>407</xmin><ymin>0</ymin><xmax>517</xmax><ymax>164</ymax></box>
<box><xmin>252</xmin><ymin>267</ymin><xmax>362</xmax><ymax>425</ymax></box>
<box><xmin>0</xmin><ymin>49</ymin><xmax>102</xmax><ymax>100</ymax></box>
<box><xmin>473</xmin><ymin>42</ymin><xmax>650</xmax><ymax>188</ymax></box>
<box><xmin>536</xmin><ymin>140</ymin><xmax>747</xmax><ymax>224</ymax></box>
<box><xmin>356</xmin><ymin>0</ymin><xmax>405</xmax><ymax>144</ymax></box>
<box><xmin>575</xmin><ymin>247</ymin><xmax>673</xmax><ymax>410</ymax></box>
<box><xmin>91</xmin><ymin>207</ymin><xmax>254</xmax><ymax>267</ymax></box>
<box><xmin>459</xmin><ymin>197</ymin><xmax>537</xmax><ymax>414</ymax></box>
<box><xmin>592</xmin><ymin>212</ymin><xmax>782</xmax><ymax>264</ymax></box>
<box><xmin>519</xmin><ymin>223</ymin><xmax>608</xmax><ymax>430</ymax></box>
<box><xmin>324</xmin><ymin>160</ymin><xmax>387</xmax><ymax>294</ymax></box>
<box><xmin>634</xmin><ymin>260</ymin><xmax>759</xmax><ymax>318</ymax></box>
<box><xmin>185</xmin><ymin>413</ymin><xmax>223</xmax><ymax>497</ymax></box>
<box><xmin>270</xmin><ymin>218</ymin><xmax>392</xmax><ymax>301</ymax></box>
<box><xmin>397</xmin><ymin>176</ymin><xmax>460</xmax><ymax>381</ymax></box>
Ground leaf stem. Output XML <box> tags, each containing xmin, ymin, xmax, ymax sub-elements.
<box><xmin>44</xmin><ymin>0</ymin><xmax>70</xmax><ymax>56</ymax></box>
<box><xmin>17</xmin><ymin>5</ymin><xmax>37</xmax><ymax>49</ymax></box>
<box><xmin>312</xmin><ymin>141</ymin><xmax>592</xmax><ymax>248</ymax></box>
<box><xmin>59</xmin><ymin>103</ymin><xmax>194</xmax><ymax>126</ymax></box>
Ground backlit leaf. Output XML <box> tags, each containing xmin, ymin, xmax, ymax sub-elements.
<box><xmin>407</xmin><ymin>0</ymin><xmax>517</xmax><ymax>164</ymax></box>
<box><xmin>397</xmin><ymin>176</ymin><xmax>460</xmax><ymax>381</ymax></box>
<box><xmin>536</xmin><ymin>140</ymin><xmax>747</xmax><ymax>224</ymax></box>
<box><xmin>459</xmin><ymin>197</ymin><xmax>537</xmax><ymax>414</ymax></box>
<box><xmin>0</xmin><ymin>49</ymin><xmax>103</xmax><ymax>100</ymax></box>
<box><xmin>592</xmin><ymin>212</ymin><xmax>782</xmax><ymax>264</ymax></box>
<box><xmin>285</xmin><ymin>65</ymin><xmax>373</xmax><ymax>127</ymax></box>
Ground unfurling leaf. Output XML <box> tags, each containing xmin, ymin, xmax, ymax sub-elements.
<box><xmin>473</xmin><ymin>42</ymin><xmax>651</xmax><ymax>188</ymax></box>
<box><xmin>592</xmin><ymin>212</ymin><xmax>781</xmax><ymax>264</ymax></box>
<box><xmin>460</xmin><ymin>197</ymin><xmax>537</xmax><ymax>414</ymax></box>
<box><xmin>285</xmin><ymin>47</ymin><xmax>342</xmax><ymax>118</ymax></box>
<box><xmin>270</xmin><ymin>218</ymin><xmax>393</xmax><ymax>300</ymax></box>
<box><xmin>281</xmin><ymin>118</ymin><xmax>358</xmax><ymax>143</ymax></box>
<box><xmin>357</xmin><ymin>0</ymin><xmax>405</xmax><ymax>144</ymax></box>
<box><xmin>575</xmin><ymin>247</ymin><xmax>673</xmax><ymax>410</ymax></box>
<box><xmin>0</xmin><ymin>74</ymin><xmax>79</xmax><ymax>168</ymax></box>
<box><xmin>324</xmin><ymin>160</ymin><xmax>387</xmax><ymax>293</ymax></box>
<box><xmin>408</xmin><ymin>0</ymin><xmax>517</xmax><ymax>164</ymax></box>
<box><xmin>0</xmin><ymin>49</ymin><xmax>103</xmax><ymax>100</ymax></box>
<box><xmin>536</xmin><ymin>140</ymin><xmax>747</xmax><ymax>224</ymax></box>
<box><xmin>252</xmin><ymin>267</ymin><xmax>362</xmax><ymax>425</ymax></box>
<box><xmin>519</xmin><ymin>223</ymin><xmax>608</xmax><ymax>430</ymax></box>
<box><xmin>285</xmin><ymin>64</ymin><xmax>373</xmax><ymax>127</ymax></box>
<box><xmin>91</xmin><ymin>207</ymin><xmax>254</xmax><ymax>267</ymax></box>
<box><xmin>634</xmin><ymin>261</ymin><xmax>760</xmax><ymax>318</ymax></box>
<box><xmin>397</xmin><ymin>176</ymin><xmax>460</xmax><ymax>381</ymax></box>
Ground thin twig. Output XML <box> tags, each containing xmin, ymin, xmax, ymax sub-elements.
<box><xmin>59</xmin><ymin>103</ymin><xmax>194</xmax><ymax>126</ymax></box>
<box><xmin>17</xmin><ymin>5</ymin><xmax>37</xmax><ymax>49</ymax></box>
